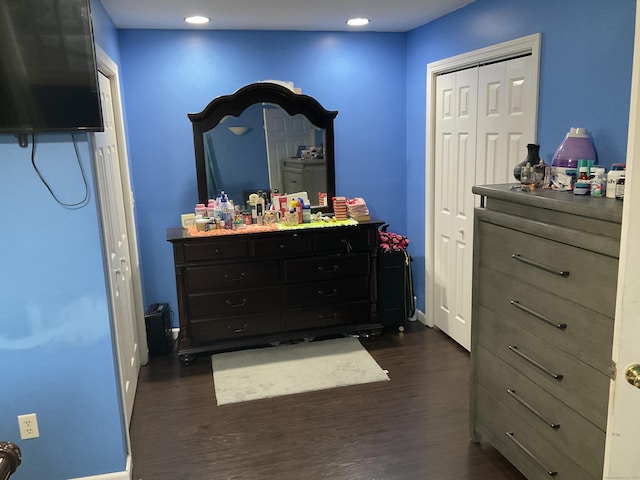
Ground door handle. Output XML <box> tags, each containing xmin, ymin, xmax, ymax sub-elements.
<box><xmin>625</xmin><ymin>364</ymin><xmax>640</xmax><ymax>388</ymax></box>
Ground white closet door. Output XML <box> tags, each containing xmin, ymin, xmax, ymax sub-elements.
<box><xmin>433</xmin><ymin>55</ymin><xmax>535</xmax><ymax>351</ymax></box>
<box><xmin>476</xmin><ymin>56</ymin><xmax>535</xmax><ymax>188</ymax></box>
<box><xmin>433</xmin><ymin>67</ymin><xmax>478</xmax><ymax>351</ymax></box>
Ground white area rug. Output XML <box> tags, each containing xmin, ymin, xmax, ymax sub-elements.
<box><xmin>211</xmin><ymin>337</ymin><xmax>389</xmax><ymax>405</ymax></box>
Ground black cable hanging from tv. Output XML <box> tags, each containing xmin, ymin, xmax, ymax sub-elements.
<box><xmin>30</xmin><ymin>133</ymin><xmax>90</xmax><ymax>209</ymax></box>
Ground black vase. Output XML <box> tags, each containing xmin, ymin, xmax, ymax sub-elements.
<box><xmin>513</xmin><ymin>143</ymin><xmax>541</xmax><ymax>181</ymax></box>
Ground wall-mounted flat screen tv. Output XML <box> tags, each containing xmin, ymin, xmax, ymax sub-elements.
<box><xmin>0</xmin><ymin>0</ymin><xmax>104</xmax><ymax>133</ymax></box>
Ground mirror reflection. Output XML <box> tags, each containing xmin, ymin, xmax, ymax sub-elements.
<box><xmin>203</xmin><ymin>103</ymin><xmax>326</xmax><ymax>207</ymax></box>
<box><xmin>189</xmin><ymin>82</ymin><xmax>338</xmax><ymax>211</ymax></box>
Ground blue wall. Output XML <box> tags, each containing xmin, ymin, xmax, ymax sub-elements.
<box><xmin>0</xmin><ymin>134</ymin><xmax>126</xmax><ymax>479</ymax></box>
<box><xmin>405</xmin><ymin>0</ymin><xmax>635</xmax><ymax>312</ymax></box>
<box><xmin>117</xmin><ymin>29</ymin><xmax>407</xmax><ymax>314</ymax></box>
<box><xmin>0</xmin><ymin>1</ymin><xmax>129</xmax><ymax>479</ymax></box>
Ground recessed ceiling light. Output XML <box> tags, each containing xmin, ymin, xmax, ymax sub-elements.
<box><xmin>185</xmin><ymin>16</ymin><xmax>210</xmax><ymax>25</ymax></box>
<box><xmin>346</xmin><ymin>18</ymin><xmax>370</xmax><ymax>27</ymax></box>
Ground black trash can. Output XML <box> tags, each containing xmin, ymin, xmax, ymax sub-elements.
<box><xmin>144</xmin><ymin>303</ymin><xmax>172</xmax><ymax>355</ymax></box>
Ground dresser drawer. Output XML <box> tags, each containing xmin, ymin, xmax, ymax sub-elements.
<box><xmin>475</xmin><ymin>384</ymin><xmax>598</xmax><ymax>480</ymax></box>
<box><xmin>184</xmin><ymin>260</ymin><xmax>280</xmax><ymax>292</ymax></box>
<box><xmin>314</xmin><ymin>228</ymin><xmax>373</xmax><ymax>254</ymax></box>
<box><xmin>284</xmin><ymin>253</ymin><xmax>370</xmax><ymax>283</ymax></box>
<box><xmin>477</xmin><ymin>221</ymin><xmax>618</xmax><ymax>317</ymax></box>
<box><xmin>285</xmin><ymin>301</ymin><xmax>370</xmax><ymax>331</ymax></box>
<box><xmin>477</xmin><ymin>265</ymin><xmax>614</xmax><ymax>375</ymax></box>
<box><xmin>189</xmin><ymin>312</ymin><xmax>282</xmax><ymax>343</ymax></box>
<box><xmin>251</xmin><ymin>233</ymin><xmax>314</xmax><ymax>257</ymax></box>
<box><xmin>475</xmin><ymin>345</ymin><xmax>605</xmax><ymax>475</ymax></box>
<box><xmin>476</xmin><ymin>304</ymin><xmax>610</xmax><ymax>429</ymax></box>
<box><xmin>187</xmin><ymin>286</ymin><xmax>281</xmax><ymax>319</ymax></box>
<box><xmin>286</xmin><ymin>276</ymin><xmax>370</xmax><ymax>308</ymax></box>
<box><xmin>183</xmin><ymin>238</ymin><xmax>249</xmax><ymax>262</ymax></box>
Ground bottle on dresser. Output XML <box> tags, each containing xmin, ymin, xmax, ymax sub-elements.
<box><xmin>606</xmin><ymin>164</ymin><xmax>626</xmax><ymax>198</ymax></box>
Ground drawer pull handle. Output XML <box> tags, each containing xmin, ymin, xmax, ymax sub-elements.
<box><xmin>510</xmin><ymin>301</ymin><xmax>567</xmax><ymax>330</ymax></box>
<box><xmin>225</xmin><ymin>298</ymin><xmax>247</xmax><ymax>308</ymax></box>
<box><xmin>505</xmin><ymin>432</ymin><xmax>557</xmax><ymax>477</ymax></box>
<box><xmin>318</xmin><ymin>313</ymin><xmax>339</xmax><ymax>320</ymax></box>
<box><xmin>213</xmin><ymin>248</ymin><xmax>221</xmax><ymax>255</ymax></box>
<box><xmin>318</xmin><ymin>288</ymin><xmax>339</xmax><ymax>297</ymax></box>
<box><xmin>224</xmin><ymin>272</ymin><xmax>246</xmax><ymax>282</ymax></box>
<box><xmin>511</xmin><ymin>254</ymin><xmax>570</xmax><ymax>278</ymax></box>
<box><xmin>318</xmin><ymin>264</ymin><xmax>339</xmax><ymax>273</ymax></box>
<box><xmin>507</xmin><ymin>389</ymin><xmax>560</xmax><ymax>430</ymax></box>
<box><xmin>228</xmin><ymin>323</ymin><xmax>248</xmax><ymax>333</ymax></box>
<box><xmin>340</xmin><ymin>238</ymin><xmax>353</xmax><ymax>253</ymax></box>
<box><xmin>508</xmin><ymin>345</ymin><xmax>563</xmax><ymax>381</ymax></box>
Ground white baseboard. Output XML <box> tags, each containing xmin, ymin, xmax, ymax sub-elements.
<box><xmin>69</xmin><ymin>454</ymin><xmax>131</xmax><ymax>480</ymax></box>
<box><xmin>413</xmin><ymin>308</ymin><xmax>428</xmax><ymax>326</ymax></box>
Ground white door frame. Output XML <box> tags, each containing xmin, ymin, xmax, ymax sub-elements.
<box><xmin>424</xmin><ymin>33</ymin><xmax>541</xmax><ymax>327</ymax></box>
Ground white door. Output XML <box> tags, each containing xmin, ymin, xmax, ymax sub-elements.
<box><xmin>603</xmin><ymin>2</ymin><xmax>640</xmax><ymax>474</ymax></box>
<box><xmin>433</xmin><ymin>67</ymin><xmax>478</xmax><ymax>351</ymax></box>
<box><xmin>94</xmin><ymin>70</ymin><xmax>140</xmax><ymax>425</ymax></box>
<box><xmin>432</xmin><ymin>55</ymin><xmax>536</xmax><ymax>351</ymax></box>
<box><xmin>476</xmin><ymin>57</ymin><xmax>535</xmax><ymax>186</ymax></box>
<box><xmin>264</xmin><ymin>106</ymin><xmax>310</xmax><ymax>194</ymax></box>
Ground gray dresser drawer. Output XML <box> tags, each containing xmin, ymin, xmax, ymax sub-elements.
<box><xmin>477</xmin><ymin>221</ymin><xmax>618</xmax><ymax>317</ymax></box>
<box><xmin>475</xmin><ymin>385</ymin><xmax>598</xmax><ymax>480</ymax></box>
<box><xmin>476</xmin><ymin>304</ymin><xmax>610</xmax><ymax>429</ymax></box>
<box><xmin>475</xmin><ymin>345</ymin><xmax>605</xmax><ymax>475</ymax></box>
<box><xmin>477</xmin><ymin>265</ymin><xmax>614</xmax><ymax>375</ymax></box>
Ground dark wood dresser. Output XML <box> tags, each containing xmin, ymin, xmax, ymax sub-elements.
<box><xmin>470</xmin><ymin>184</ymin><xmax>622</xmax><ymax>479</ymax></box>
<box><xmin>167</xmin><ymin>219</ymin><xmax>384</xmax><ymax>363</ymax></box>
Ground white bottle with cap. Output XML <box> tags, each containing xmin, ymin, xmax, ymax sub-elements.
<box><xmin>606</xmin><ymin>164</ymin><xmax>626</xmax><ymax>198</ymax></box>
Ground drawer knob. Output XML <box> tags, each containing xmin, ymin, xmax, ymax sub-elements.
<box><xmin>505</xmin><ymin>432</ymin><xmax>558</xmax><ymax>476</ymax></box>
<box><xmin>318</xmin><ymin>288</ymin><xmax>338</xmax><ymax>297</ymax></box>
<box><xmin>625</xmin><ymin>364</ymin><xmax>640</xmax><ymax>388</ymax></box>
<box><xmin>506</xmin><ymin>389</ymin><xmax>560</xmax><ymax>430</ymax></box>
<box><xmin>228</xmin><ymin>323</ymin><xmax>248</xmax><ymax>334</ymax></box>
<box><xmin>224</xmin><ymin>272</ymin><xmax>246</xmax><ymax>282</ymax></box>
<box><xmin>225</xmin><ymin>298</ymin><xmax>247</xmax><ymax>308</ymax></box>
<box><xmin>508</xmin><ymin>345</ymin><xmax>563</xmax><ymax>381</ymax></box>
<box><xmin>318</xmin><ymin>264</ymin><xmax>339</xmax><ymax>273</ymax></box>
<box><xmin>510</xmin><ymin>300</ymin><xmax>567</xmax><ymax>330</ymax></box>
<box><xmin>511</xmin><ymin>254</ymin><xmax>570</xmax><ymax>278</ymax></box>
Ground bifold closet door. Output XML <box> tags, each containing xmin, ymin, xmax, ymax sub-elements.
<box><xmin>433</xmin><ymin>67</ymin><xmax>478</xmax><ymax>351</ymax></box>
<box><xmin>433</xmin><ymin>55</ymin><xmax>535</xmax><ymax>351</ymax></box>
<box><xmin>475</xmin><ymin>56</ymin><xmax>535</xmax><ymax>187</ymax></box>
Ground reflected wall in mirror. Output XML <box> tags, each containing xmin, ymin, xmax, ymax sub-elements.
<box><xmin>189</xmin><ymin>82</ymin><xmax>338</xmax><ymax>210</ymax></box>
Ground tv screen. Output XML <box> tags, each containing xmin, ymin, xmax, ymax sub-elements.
<box><xmin>0</xmin><ymin>0</ymin><xmax>104</xmax><ymax>133</ymax></box>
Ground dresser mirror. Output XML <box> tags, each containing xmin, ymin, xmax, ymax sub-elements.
<box><xmin>189</xmin><ymin>82</ymin><xmax>338</xmax><ymax>211</ymax></box>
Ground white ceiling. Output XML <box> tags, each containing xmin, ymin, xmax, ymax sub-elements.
<box><xmin>100</xmin><ymin>0</ymin><xmax>474</xmax><ymax>33</ymax></box>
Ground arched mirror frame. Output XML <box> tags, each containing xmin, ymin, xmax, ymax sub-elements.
<box><xmin>189</xmin><ymin>82</ymin><xmax>338</xmax><ymax>212</ymax></box>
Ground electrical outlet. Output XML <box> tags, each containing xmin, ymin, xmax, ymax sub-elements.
<box><xmin>18</xmin><ymin>413</ymin><xmax>40</xmax><ymax>439</ymax></box>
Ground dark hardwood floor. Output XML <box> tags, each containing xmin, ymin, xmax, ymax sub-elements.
<box><xmin>130</xmin><ymin>322</ymin><xmax>525</xmax><ymax>480</ymax></box>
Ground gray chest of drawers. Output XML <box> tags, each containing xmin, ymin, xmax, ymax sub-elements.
<box><xmin>167</xmin><ymin>219</ymin><xmax>383</xmax><ymax>363</ymax></box>
<box><xmin>470</xmin><ymin>184</ymin><xmax>622</xmax><ymax>480</ymax></box>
